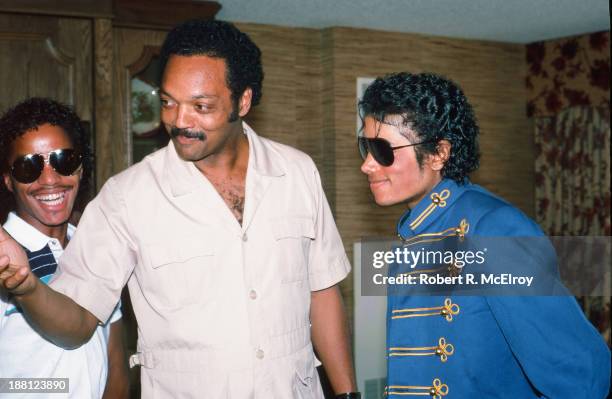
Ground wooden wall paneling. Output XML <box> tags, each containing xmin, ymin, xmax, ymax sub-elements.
<box><xmin>321</xmin><ymin>28</ymin><xmax>337</xmax><ymax>207</ymax></box>
<box><xmin>292</xmin><ymin>28</ymin><xmax>324</xmax><ymax>171</ymax></box>
<box><xmin>237</xmin><ymin>24</ymin><xmax>297</xmax><ymax>147</ymax></box>
<box><xmin>237</xmin><ymin>23</ymin><xmax>327</xmax><ymax>182</ymax></box>
<box><xmin>237</xmin><ymin>24</ymin><xmax>316</xmax><ymax>162</ymax></box>
<box><xmin>94</xmin><ymin>18</ymin><xmax>114</xmax><ymax>190</ymax></box>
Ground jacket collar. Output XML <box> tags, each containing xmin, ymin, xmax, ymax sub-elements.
<box><xmin>165</xmin><ymin>122</ymin><xmax>285</xmax><ymax>198</ymax></box>
<box><xmin>397</xmin><ymin>178</ymin><xmax>468</xmax><ymax>239</ymax></box>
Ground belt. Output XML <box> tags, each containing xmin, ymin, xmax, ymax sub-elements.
<box><xmin>129</xmin><ymin>324</ymin><xmax>312</xmax><ymax>371</ymax></box>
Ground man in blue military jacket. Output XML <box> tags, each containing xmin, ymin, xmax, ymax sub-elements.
<box><xmin>358</xmin><ymin>72</ymin><xmax>610</xmax><ymax>398</ymax></box>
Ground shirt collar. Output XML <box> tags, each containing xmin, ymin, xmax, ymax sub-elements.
<box><xmin>397</xmin><ymin>178</ymin><xmax>467</xmax><ymax>238</ymax></box>
<box><xmin>243</xmin><ymin>122</ymin><xmax>285</xmax><ymax>178</ymax></box>
<box><xmin>165</xmin><ymin>121</ymin><xmax>285</xmax><ymax>197</ymax></box>
<box><xmin>165</xmin><ymin>138</ymin><xmax>198</xmax><ymax>197</ymax></box>
<box><xmin>3</xmin><ymin>212</ymin><xmax>75</xmax><ymax>252</ymax></box>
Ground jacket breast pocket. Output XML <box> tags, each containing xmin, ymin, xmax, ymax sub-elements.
<box><xmin>143</xmin><ymin>236</ymin><xmax>215</xmax><ymax>309</ymax></box>
<box><xmin>270</xmin><ymin>217</ymin><xmax>315</xmax><ymax>283</ymax></box>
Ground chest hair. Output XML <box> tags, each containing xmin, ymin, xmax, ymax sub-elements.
<box><xmin>207</xmin><ymin>174</ymin><xmax>245</xmax><ymax>225</ymax></box>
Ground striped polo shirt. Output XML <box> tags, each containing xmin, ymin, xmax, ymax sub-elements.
<box><xmin>2</xmin><ymin>212</ymin><xmax>75</xmax><ymax>316</ymax></box>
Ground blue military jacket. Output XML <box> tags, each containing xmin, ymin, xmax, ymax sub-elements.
<box><xmin>386</xmin><ymin>178</ymin><xmax>610</xmax><ymax>398</ymax></box>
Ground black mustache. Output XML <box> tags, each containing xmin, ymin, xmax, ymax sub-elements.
<box><xmin>170</xmin><ymin>127</ymin><xmax>206</xmax><ymax>141</ymax></box>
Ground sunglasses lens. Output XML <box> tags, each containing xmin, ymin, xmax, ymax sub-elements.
<box><xmin>370</xmin><ymin>138</ymin><xmax>394</xmax><ymax>166</ymax></box>
<box><xmin>50</xmin><ymin>149</ymin><xmax>81</xmax><ymax>176</ymax></box>
<box><xmin>11</xmin><ymin>155</ymin><xmax>44</xmax><ymax>184</ymax></box>
<box><xmin>358</xmin><ymin>137</ymin><xmax>394</xmax><ymax>166</ymax></box>
<box><xmin>358</xmin><ymin>137</ymin><xmax>369</xmax><ymax>160</ymax></box>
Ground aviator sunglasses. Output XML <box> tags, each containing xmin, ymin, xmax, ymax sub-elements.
<box><xmin>10</xmin><ymin>148</ymin><xmax>82</xmax><ymax>184</ymax></box>
<box><xmin>358</xmin><ymin>137</ymin><xmax>433</xmax><ymax>167</ymax></box>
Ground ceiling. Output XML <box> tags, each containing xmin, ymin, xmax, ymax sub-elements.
<box><xmin>215</xmin><ymin>0</ymin><xmax>610</xmax><ymax>43</ymax></box>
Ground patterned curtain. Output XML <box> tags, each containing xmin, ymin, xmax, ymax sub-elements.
<box><xmin>527</xmin><ymin>31</ymin><xmax>611</xmax><ymax>345</ymax></box>
<box><xmin>534</xmin><ymin>106</ymin><xmax>610</xmax><ymax>236</ymax></box>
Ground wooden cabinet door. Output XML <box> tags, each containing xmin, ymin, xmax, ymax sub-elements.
<box><xmin>0</xmin><ymin>13</ymin><xmax>92</xmax><ymax>121</ymax></box>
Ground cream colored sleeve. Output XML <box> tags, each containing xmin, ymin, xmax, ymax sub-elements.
<box><xmin>308</xmin><ymin>168</ymin><xmax>351</xmax><ymax>291</ymax></box>
<box><xmin>50</xmin><ymin>178</ymin><xmax>136</xmax><ymax>323</ymax></box>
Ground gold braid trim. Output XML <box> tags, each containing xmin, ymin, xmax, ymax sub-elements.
<box><xmin>391</xmin><ymin>298</ymin><xmax>460</xmax><ymax>322</ymax></box>
<box><xmin>389</xmin><ymin>337</ymin><xmax>454</xmax><ymax>362</ymax></box>
<box><xmin>387</xmin><ymin>379</ymin><xmax>449</xmax><ymax>398</ymax></box>
<box><xmin>409</xmin><ymin>189</ymin><xmax>451</xmax><ymax>230</ymax></box>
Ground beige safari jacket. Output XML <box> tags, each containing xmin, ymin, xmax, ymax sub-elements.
<box><xmin>50</xmin><ymin>123</ymin><xmax>351</xmax><ymax>398</ymax></box>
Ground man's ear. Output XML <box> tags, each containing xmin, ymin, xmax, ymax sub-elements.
<box><xmin>430</xmin><ymin>139</ymin><xmax>451</xmax><ymax>171</ymax></box>
<box><xmin>3</xmin><ymin>173</ymin><xmax>13</xmax><ymax>193</ymax></box>
<box><xmin>238</xmin><ymin>87</ymin><xmax>253</xmax><ymax>118</ymax></box>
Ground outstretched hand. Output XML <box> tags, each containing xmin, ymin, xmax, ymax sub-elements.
<box><xmin>0</xmin><ymin>226</ymin><xmax>37</xmax><ymax>296</ymax></box>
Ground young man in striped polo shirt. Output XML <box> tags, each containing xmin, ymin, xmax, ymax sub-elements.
<box><xmin>0</xmin><ymin>98</ymin><xmax>128</xmax><ymax>398</ymax></box>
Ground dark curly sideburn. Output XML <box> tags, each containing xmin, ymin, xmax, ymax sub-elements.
<box><xmin>159</xmin><ymin>19</ymin><xmax>264</xmax><ymax>110</ymax></box>
<box><xmin>359</xmin><ymin>72</ymin><xmax>480</xmax><ymax>182</ymax></box>
<box><xmin>0</xmin><ymin>97</ymin><xmax>92</xmax><ymax>216</ymax></box>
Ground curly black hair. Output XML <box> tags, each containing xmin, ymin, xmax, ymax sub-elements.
<box><xmin>0</xmin><ymin>97</ymin><xmax>92</xmax><ymax>215</ymax></box>
<box><xmin>160</xmin><ymin>19</ymin><xmax>264</xmax><ymax>111</ymax></box>
<box><xmin>359</xmin><ymin>72</ymin><xmax>480</xmax><ymax>182</ymax></box>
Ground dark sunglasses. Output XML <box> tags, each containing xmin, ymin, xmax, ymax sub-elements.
<box><xmin>10</xmin><ymin>148</ymin><xmax>82</xmax><ymax>184</ymax></box>
<box><xmin>358</xmin><ymin>137</ymin><xmax>433</xmax><ymax>166</ymax></box>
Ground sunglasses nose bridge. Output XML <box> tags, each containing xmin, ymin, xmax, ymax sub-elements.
<box><xmin>40</xmin><ymin>153</ymin><xmax>52</xmax><ymax>166</ymax></box>
<box><xmin>36</xmin><ymin>160</ymin><xmax>63</xmax><ymax>184</ymax></box>
<box><xmin>36</xmin><ymin>151</ymin><xmax>70</xmax><ymax>184</ymax></box>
